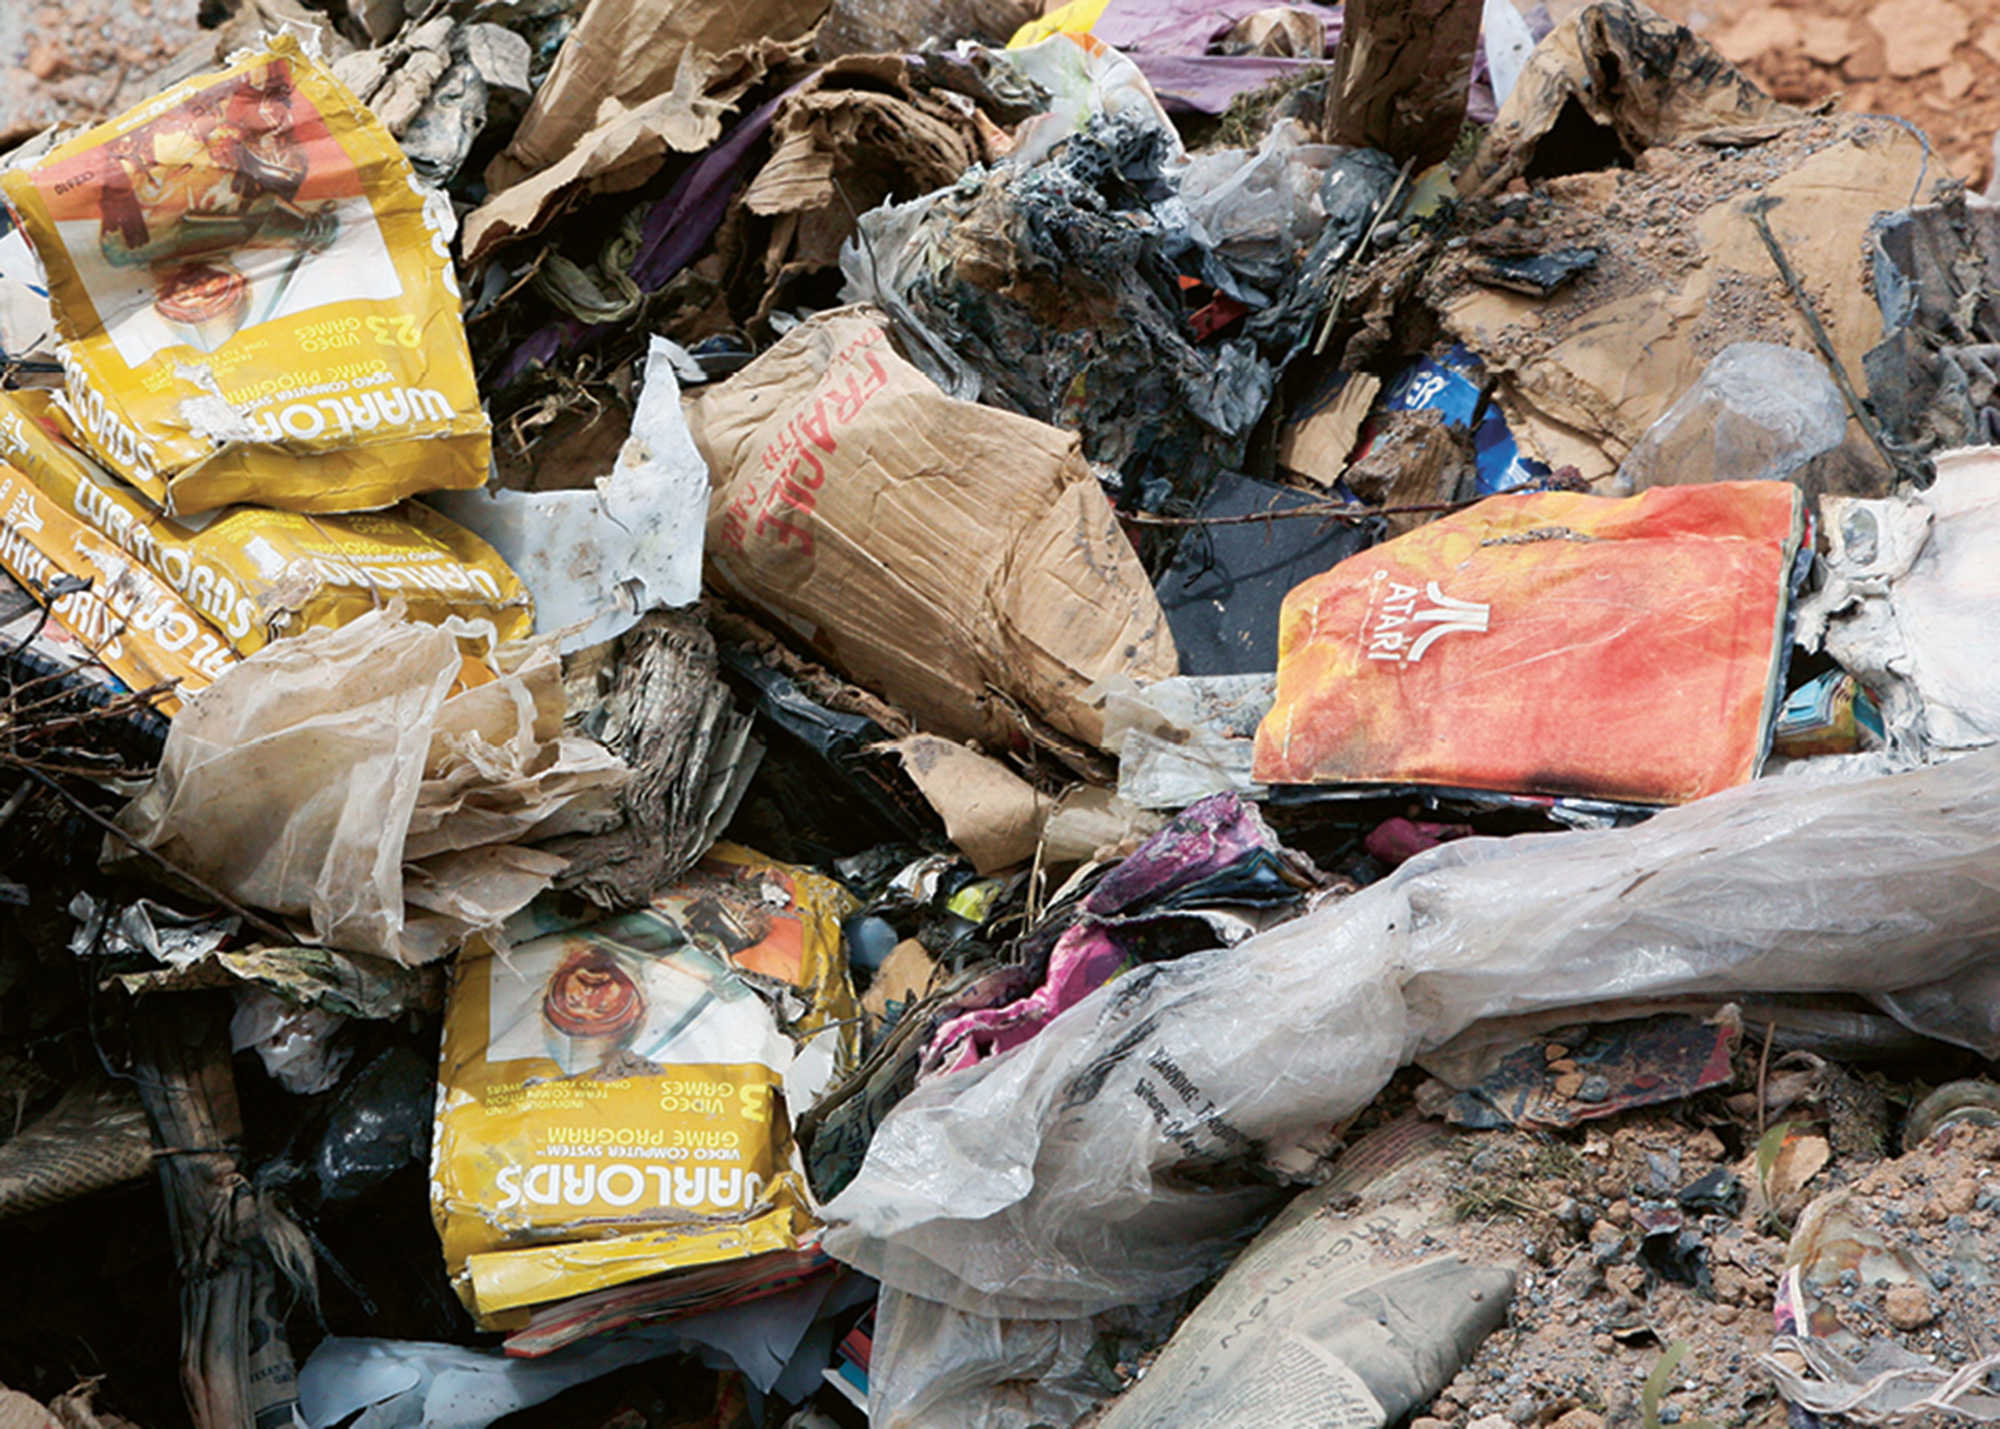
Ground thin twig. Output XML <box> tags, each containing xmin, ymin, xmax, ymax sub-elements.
<box><xmin>25</xmin><ymin>769</ymin><xmax>296</xmax><ymax>946</ymax></box>
<box><xmin>1314</xmin><ymin>158</ymin><xmax>1415</xmax><ymax>357</ymax></box>
<box><xmin>1757</xmin><ymin>1019</ymin><xmax>1777</xmax><ymax>1145</ymax></box>
<box><xmin>1742</xmin><ymin>196</ymin><xmax>1923</xmax><ymax>486</ymax></box>
<box><xmin>1121</xmin><ymin>473</ymin><xmax>1561</xmax><ymax>529</ymax></box>
<box><xmin>467</xmin><ymin>248</ymin><xmax>547</xmax><ymax>324</ymax></box>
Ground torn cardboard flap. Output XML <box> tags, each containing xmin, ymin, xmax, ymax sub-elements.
<box><xmin>1278</xmin><ymin>370</ymin><xmax>1379</xmax><ymax>487</ymax></box>
<box><xmin>489</xmin><ymin>0</ymin><xmax>830</xmax><ymax>187</ymax></box>
<box><xmin>1325</xmin><ymin>0</ymin><xmax>1484</xmax><ymax>170</ymax></box>
<box><xmin>427</xmin><ymin>337</ymin><xmax>709</xmax><ymax>653</ymax></box>
<box><xmin>735</xmin><ymin>54</ymin><xmax>994</xmax><ymax>322</ymax></box>
<box><xmin>466</xmin><ymin>33</ymin><xmax>808</xmax><ymax>261</ymax></box>
<box><xmin>689</xmin><ymin>305</ymin><xmax>1177</xmax><ymax>753</ymax></box>
<box><xmin>892</xmin><ymin>735</ymin><xmax>1051</xmax><ymax>874</ymax></box>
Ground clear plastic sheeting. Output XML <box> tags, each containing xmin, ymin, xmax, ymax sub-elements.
<box><xmin>823</xmin><ymin>745</ymin><xmax>2000</xmax><ymax>1325</ymax></box>
<box><xmin>1614</xmin><ymin>343</ymin><xmax>1847</xmax><ymax>496</ymax></box>
<box><xmin>1180</xmin><ymin>120</ymin><xmax>1349</xmax><ymax>295</ymax></box>
<box><xmin>867</xmin><ymin>1289</ymin><xmax>1104</xmax><ymax>1429</ymax></box>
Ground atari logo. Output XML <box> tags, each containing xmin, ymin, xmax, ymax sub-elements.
<box><xmin>1364</xmin><ymin>580</ymin><xmax>1491</xmax><ymax>663</ymax></box>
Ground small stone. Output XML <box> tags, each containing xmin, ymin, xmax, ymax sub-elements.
<box><xmin>1545</xmin><ymin>1043</ymin><xmax>1570</xmax><ymax>1062</ymax></box>
<box><xmin>1507</xmin><ymin>1394</ymin><xmax>1538</xmax><ymax>1424</ymax></box>
<box><xmin>1801</xmin><ymin>14</ymin><xmax>1862</xmax><ymax>66</ymax></box>
<box><xmin>1712</xmin><ymin>1265</ymin><xmax>1754</xmax><ymax>1306</ymax></box>
<box><xmin>1576</xmin><ymin>1075</ymin><xmax>1613</xmax><ymax>1104</ymax></box>
<box><xmin>1593</xmin><ymin>1334</ymin><xmax>1618</xmax><ymax>1354</ymax></box>
<box><xmin>1555</xmin><ymin>1070</ymin><xmax>1586</xmax><ymax>1098</ymax></box>
<box><xmin>1605</xmin><ymin>1263</ymin><xmax>1647</xmax><ymax>1300</ymax></box>
<box><xmin>25</xmin><ymin>41</ymin><xmax>71</xmax><ymax>80</ymax></box>
<box><xmin>1866</xmin><ymin>0</ymin><xmax>1969</xmax><ymax>77</ymax></box>
<box><xmin>1551</xmin><ymin>1412</ymin><xmax>1605</xmax><ymax>1429</ymax></box>
<box><xmin>1886</xmin><ymin>1284</ymin><xmax>1936</xmax><ymax>1330</ymax></box>
<box><xmin>1470</xmin><ymin>1416</ymin><xmax>1515</xmax><ymax>1429</ymax></box>
<box><xmin>1411</xmin><ymin>1419</ymin><xmax>1450</xmax><ymax>1429</ymax></box>
<box><xmin>1687</xmin><ymin>1129</ymin><xmax>1725</xmax><ymax>1161</ymax></box>
<box><xmin>1943</xmin><ymin>1179</ymin><xmax>1979</xmax><ymax>1215</ymax></box>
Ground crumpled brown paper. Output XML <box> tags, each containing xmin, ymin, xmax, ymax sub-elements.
<box><xmin>116</xmin><ymin>606</ymin><xmax>628</xmax><ymax>963</ymax></box>
<box><xmin>464</xmin><ymin>0</ymin><xmax>826</xmax><ymax>260</ymax></box>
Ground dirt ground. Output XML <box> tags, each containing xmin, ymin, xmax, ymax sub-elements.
<box><xmin>0</xmin><ymin>0</ymin><xmax>209</xmax><ymax>148</ymax></box>
<box><xmin>1405</xmin><ymin>1111</ymin><xmax>2000</xmax><ymax>1429</ymax></box>
<box><xmin>1577</xmin><ymin>0</ymin><xmax>2000</xmax><ymax>190</ymax></box>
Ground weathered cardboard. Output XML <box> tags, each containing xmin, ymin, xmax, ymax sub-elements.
<box><xmin>1441</xmin><ymin>121</ymin><xmax>1931</xmax><ymax>485</ymax></box>
<box><xmin>689</xmin><ymin>306</ymin><xmax>1177</xmax><ymax>751</ymax></box>
<box><xmin>736</xmin><ymin>55</ymin><xmax>993</xmax><ymax>323</ymax></box>
<box><xmin>892</xmin><ymin>734</ymin><xmax>1050</xmax><ymax>874</ymax></box>
<box><xmin>1326</xmin><ymin>0</ymin><xmax>1483</xmax><ymax>169</ymax></box>
<box><xmin>1277</xmin><ymin>368</ymin><xmax>1378</xmax><ymax>487</ymax></box>
<box><xmin>465</xmin><ymin>0</ymin><xmax>823</xmax><ymax>259</ymax></box>
<box><xmin>490</xmin><ymin>0</ymin><xmax>824</xmax><ymax>187</ymax></box>
<box><xmin>1437</xmin><ymin>2</ymin><xmax>1931</xmax><ymax>488</ymax></box>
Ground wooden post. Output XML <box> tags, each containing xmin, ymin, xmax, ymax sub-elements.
<box><xmin>130</xmin><ymin>995</ymin><xmax>301</xmax><ymax>1429</ymax></box>
<box><xmin>1327</xmin><ymin>0</ymin><xmax>1487</xmax><ymax>170</ymax></box>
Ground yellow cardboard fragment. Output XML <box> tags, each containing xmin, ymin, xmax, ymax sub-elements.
<box><xmin>1</xmin><ymin>36</ymin><xmax>489</xmax><ymax>516</ymax></box>
<box><xmin>0</xmin><ymin>390</ymin><xmax>530</xmax><ymax>654</ymax></box>
<box><xmin>431</xmin><ymin>847</ymin><xmax>858</xmax><ymax>1324</ymax></box>
<box><xmin>0</xmin><ymin>463</ymin><xmax>236</xmax><ymax>716</ymax></box>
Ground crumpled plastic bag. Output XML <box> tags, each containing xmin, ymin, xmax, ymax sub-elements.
<box><xmin>823</xmin><ymin>744</ymin><xmax>2000</xmax><ymax>1323</ymax></box>
<box><xmin>116</xmin><ymin>605</ymin><xmax>628</xmax><ymax>963</ymax></box>
<box><xmin>867</xmin><ymin>1288</ymin><xmax>1105</xmax><ymax>1429</ymax></box>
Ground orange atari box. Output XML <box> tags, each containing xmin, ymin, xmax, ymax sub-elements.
<box><xmin>1253</xmin><ymin>482</ymin><xmax>1806</xmax><ymax>806</ymax></box>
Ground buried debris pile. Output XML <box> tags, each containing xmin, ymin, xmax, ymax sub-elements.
<box><xmin>8</xmin><ymin>1</ymin><xmax>2000</xmax><ymax>1427</ymax></box>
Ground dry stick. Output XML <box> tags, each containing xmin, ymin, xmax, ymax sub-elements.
<box><xmin>1756</xmin><ymin>1019</ymin><xmax>1777</xmax><ymax>1145</ymax></box>
<box><xmin>1312</xmin><ymin>159</ymin><xmax>1415</xmax><ymax>357</ymax></box>
<box><xmin>1742</xmin><ymin>196</ymin><xmax>1920</xmax><ymax>486</ymax></box>
<box><xmin>1123</xmin><ymin>497</ymin><xmax>1454</xmax><ymax>528</ymax></box>
<box><xmin>131</xmin><ymin>996</ymin><xmax>300</xmax><ymax>1429</ymax></box>
<box><xmin>1122</xmin><ymin>473</ymin><xmax>1561</xmax><ymax>529</ymax></box>
<box><xmin>26</xmin><ymin>769</ymin><xmax>296</xmax><ymax>945</ymax></box>
<box><xmin>467</xmin><ymin>246</ymin><xmax>547</xmax><ymax>324</ymax></box>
